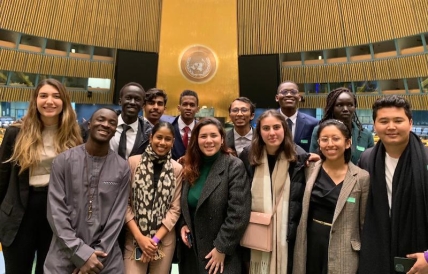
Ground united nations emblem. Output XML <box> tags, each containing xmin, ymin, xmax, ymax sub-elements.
<box><xmin>180</xmin><ymin>45</ymin><xmax>217</xmax><ymax>83</ymax></box>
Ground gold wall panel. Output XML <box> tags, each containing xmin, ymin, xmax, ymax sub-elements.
<box><xmin>282</xmin><ymin>54</ymin><xmax>428</xmax><ymax>83</ymax></box>
<box><xmin>0</xmin><ymin>0</ymin><xmax>161</xmax><ymax>52</ymax></box>
<box><xmin>0</xmin><ymin>48</ymin><xmax>114</xmax><ymax>79</ymax></box>
<box><xmin>238</xmin><ymin>0</ymin><xmax>428</xmax><ymax>54</ymax></box>
<box><xmin>0</xmin><ymin>86</ymin><xmax>113</xmax><ymax>104</ymax></box>
<box><xmin>304</xmin><ymin>94</ymin><xmax>428</xmax><ymax>110</ymax></box>
<box><xmin>156</xmin><ymin>0</ymin><xmax>239</xmax><ymax>118</ymax></box>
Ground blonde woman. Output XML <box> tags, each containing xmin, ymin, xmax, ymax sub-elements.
<box><xmin>0</xmin><ymin>79</ymin><xmax>82</xmax><ymax>274</ymax></box>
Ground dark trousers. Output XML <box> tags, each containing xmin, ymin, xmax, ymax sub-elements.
<box><xmin>3</xmin><ymin>189</ymin><xmax>53</xmax><ymax>274</ymax></box>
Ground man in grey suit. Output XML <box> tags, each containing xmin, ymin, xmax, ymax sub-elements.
<box><xmin>225</xmin><ymin>97</ymin><xmax>255</xmax><ymax>156</ymax></box>
<box><xmin>358</xmin><ymin>95</ymin><xmax>428</xmax><ymax>274</ymax></box>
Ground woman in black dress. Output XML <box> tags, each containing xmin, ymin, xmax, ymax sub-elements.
<box><xmin>293</xmin><ymin>119</ymin><xmax>370</xmax><ymax>274</ymax></box>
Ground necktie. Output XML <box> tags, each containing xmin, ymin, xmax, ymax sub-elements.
<box><xmin>182</xmin><ymin>126</ymin><xmax>190</xmax><ymax>149</ymax></box>
<box><xmin>118</xmin><ymin>124</ymin><xmax>131</xmax><ymax>159</ymax></box>
<box><xmin>286</xmin><ymin>118</ymin><xmax>293</xmax><ymax>136</ymax></box>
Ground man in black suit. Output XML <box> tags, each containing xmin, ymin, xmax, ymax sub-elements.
<box><xmin>225</xmin><ymin>97</ymin><xmax>255</xmax><ymax>156</ymax></box>
<box><xmin>109</xmin><ymin>82</ymin><xmax>151</xmax><ymax>159</ymax></box>
<box><xmin>171</xmin><ymin>90</ymin><xmax>199</xmax><ymax>160</ymax></box>
<box><xmin>276</xmin><ymin>80</ymin><xmax>318</xmax><ymax>152</ymax></box>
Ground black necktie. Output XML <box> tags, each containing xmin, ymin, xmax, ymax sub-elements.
<box><xmin>287</xmin><ymin>118</ymin><xmax>293</xmax><ymax>136</ymax></box>
<box><xmin>118</xmin><ymin>124</ymin><xmax>131</xmax><ymax>159</ymax></box>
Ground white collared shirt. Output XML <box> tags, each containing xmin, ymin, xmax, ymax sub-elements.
<box><xmin>279</xmin><ymin>109</ymin><xmax>298</xmax><ymax>139</ymax></box>
<box><xmin>233</xmin><ymin>128</ymin><xmax>253</xmax><ymax>156</ymax></box>
<box><xmin>178</xmin><ymin>116</ymin><xmax>195</xmax><ymax>141</ymax></box>
<box><xmin>144</xmin><ymin>117</ymin><xmax>154</xmax><ymax>127</ymax></box>
<box><xmin>110</xmin><ymin>114</ymin><xmax>139</xmax><ymax>158</ymax></box>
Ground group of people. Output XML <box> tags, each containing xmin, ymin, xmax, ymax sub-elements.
<box><xmin>0</xmin><ymin>78</ymin><xmax>427</xmax><ymax>274</ymax></box>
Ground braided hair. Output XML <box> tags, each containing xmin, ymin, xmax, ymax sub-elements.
<box><xmin>319</xmin><ymin>87</ymin><xmax>363</xmax><ymax>140</ymax></box>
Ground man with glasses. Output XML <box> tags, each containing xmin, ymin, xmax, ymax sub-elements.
<box><xmin>276</xmin><ymin>81</ymin><xmax>318</xmax><ymax>152</ymax></box>
<box><xmin>226</xmin><ymin>97</ymin><xmax>255</xmax><ymax>156</ymax></box>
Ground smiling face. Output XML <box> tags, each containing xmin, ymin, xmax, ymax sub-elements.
<box><xmin>374</xmin><ymin>107</ymin><xmax>412</xmax><ymax>149</ymax></box>
<box><xmin>144</xmin><ymin>96</ymin><xmax>166</xmax><ymax>125</ymax></box>
<box><xmin>178</xmin><ymin>95</ymin><xmax>199</xmax><ymax>124</ymax></box>
<box><xmin>150</xmin><ymin>126</ymin><xmax>174</xmax><ymax>156</ymax></box>
<box><xmin>36</xmin><ymin>84</ymin><xmax>63</xmax><ymax>125</ymax></box>
<box><xmin>88</xmin><ymin>109</ymin><xmax>118</xmax><ymax>143</ymax></box>
<box><xmin>260</xmin><ymin>115</ymin><xmax>285</xmax><ymax>155</ymax></box>
<box><xmin>276</xmin><ymin>82</ymin><xmax>300</xmax><ymax>111</ymax></box>
<box><xmin>229</xmin><ymin>100</ymin><xmax>255</xmax><ymax>130</ymax></box>
<box><xmin>318</xmin><ymin>125</ymin><xmax>351</xmax><ymax>162</ymax></box>
<box><xmin>333</xmin><ymin>92</ymin><xmax>356</xmax><ymax>123</ymax></box>
<box><xmin>119</xmin><ymin>85</ymin><xmax>144</xmax><ymax>122</ymax></box>
<box><xmin>197</xmin><ymin>124</ymin><xmax>223</xmax><ymax>157</ymax></box>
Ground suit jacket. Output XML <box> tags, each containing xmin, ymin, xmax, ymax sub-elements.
<box><xmin>171</xmin><ymin>116</ymin><xmax>197</xmax><ymax>161</ymax></box>
<box><xmin>225</xmin><ymin>127</ymin><xmax>253</xmax><ymax>157</ymax></box>
<box><xmin>293</xmin><ymin>111</ymin><xmax>318</xmax><ymax>152</ymax></box>
<box><xmin>278</xmin><ymin>109</ymin><xmax>318</xmax><ymax>152</ymax></box>
<box><xmin>293</xmin><ymin>161</ymin><xmax>370</xmax><ymax>274</ymax></box>
<box><xmin>128</xmin><ymin>116</ymin><xmax>152</xmax><ymax>157</ymax></box>
<box><xmin>0</xmin><ymin>126</ymin><xmax>31</xmax><ymax>246</ymax></box>
<box><xmin>179</xmin><ymin>153</ymin><xmax>251</xmax><ymax>274</ymax></box>
<box><xmin>225</xmin><ymin>128</ymin><xmax>236</xmax><ymax>153</ymax></box>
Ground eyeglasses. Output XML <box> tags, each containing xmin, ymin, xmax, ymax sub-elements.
<box><xmin>318</xmin><ymin>136</ymin><xmax>344</xmax><ymax>144</ymax></box>
<box><xmin>278</xmin><ymin>89</ymin><xmax>299</xmax><ymax>96</ymax></box>
<box><xmin>230</xmin><ymin>107</ymin><xmax>250</xmax><ymax>114</ymax></box>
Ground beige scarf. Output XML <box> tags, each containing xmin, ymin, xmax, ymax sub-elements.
<box><xmin>250</xmin><ymin>149</ymin><xmax>291</xmax><ymax>274</ymax></box>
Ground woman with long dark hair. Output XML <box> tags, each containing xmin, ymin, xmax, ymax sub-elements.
<box><xmin>179</xmin><ymin>117</ymin><xmax>251</xmax><ymax>274</ymax></box>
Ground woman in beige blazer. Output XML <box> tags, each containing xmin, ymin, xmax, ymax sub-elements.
<box><xmin>293</xmin><ymin>119</ymin><xmax>370</xmax><ymax>274</ymax></box>
<box><xmin>123</xmin><ymin>122</ymin><xmax>183</xmax><ymax>274</ymax></box>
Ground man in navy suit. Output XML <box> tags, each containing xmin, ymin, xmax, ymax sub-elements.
<box><xmin>171</xmin><ymin>90</ymin><xmax>199</xmax><ymax>160</ymax></box>
<box><xmin>276</xmin><ymin>81</ymin><xmax>318</xmax><ymax>152</ymax></box>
